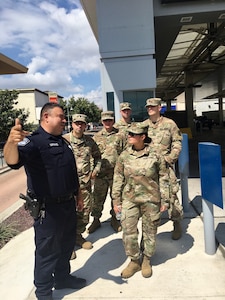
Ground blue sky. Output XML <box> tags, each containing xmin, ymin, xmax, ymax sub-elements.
<box><xmin>0</xmin><ymin>0</ymin><xmax>103</xmax><ymax>107</ymax></box>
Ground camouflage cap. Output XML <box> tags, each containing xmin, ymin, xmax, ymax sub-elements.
<box><xmin>101</xmin><ymin>111</ymin><xmax>114</xmax><ymax>121</ymax></box>
<box><xmin>127</xmin><ymin>123</ymin><xmax>151</xmax><ymax>143</ymax></box>
<box><xmin>72</xmin><ymin>114</ymin><xmax>87</xmax><ymax>124</ymax></box>
<box><xmin>120</xmin><ymin>102</ymin><xmax>131</xmax><ymax>111</ymax></box>
<box><xmin>127</xmin><ymin>122</ymin><xmax>148</xmax><ymax>134</ymax></box>
<box><xmin>145</xmin><ymin>97</ymin><xmax>161</xmax><ymax>107</ymax></box>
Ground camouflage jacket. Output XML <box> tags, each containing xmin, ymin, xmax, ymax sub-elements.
<box><xmin>63</xmin><ymin>132</ymin><xmax>101</xmax><ymax>185</ymax></box>
<box><xmin>114</xmin><ymin>119</ymin><xmax>132</xmax><ymax>132</ymax></box>
<box><xmin>141</xmin><ymin>116</ymin><xmax>182</xmax><ymax>165</ymax></box>
<box><xmin>93</xmin><ymin>127</ymin><xmax>125</xmax><ymax>176</ymax></box>
<box><xmin>112</xmin><ymin>144</ymin><xmax>170</xmax><ymax>206</ymax></box>
<box><xmin>114</xmin><ymin>119</ymin><xmax>132</xmax><ymax>149</ymax></box>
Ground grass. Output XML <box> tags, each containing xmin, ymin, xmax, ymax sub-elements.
<box><xmin>0</xmin><ymin>206</ymin><xmax>34</xmax><ymax>250</ymax></box>
<box><xmin>0</xmin><ymin>221</ymin><xmax>19</xmax><ymax>249</ymax></box>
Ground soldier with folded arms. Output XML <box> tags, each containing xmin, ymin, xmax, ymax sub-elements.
<box><xmin>88</xmin><ymin>111</ymin><xmax>125</xmax><ymax>234</ymax></box>
<box><xmin>142</xmin><ymin>98</ymin><xmax>183</xmax><ymax>240</ymax></box>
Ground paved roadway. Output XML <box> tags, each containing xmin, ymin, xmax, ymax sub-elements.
<box><xmin>0</xmin><ymin>167</ymin><xmax>26</xmax><ymax>218</ymax></box>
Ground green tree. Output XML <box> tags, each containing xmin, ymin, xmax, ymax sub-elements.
<box><xmin>0</xmin><ymin>89</ymin><xmax>32</xmax><ymax>142</ymax></box>
<box><xmin>60</xmin><ymin>97</ymin><xmax>102</xmax><ymax>124</ymax></box>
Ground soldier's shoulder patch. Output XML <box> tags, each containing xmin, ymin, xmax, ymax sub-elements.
<box><xmin>18</xmin><ymin>137</ymin><xmax>30</xmax><ymax>146</ymax></box>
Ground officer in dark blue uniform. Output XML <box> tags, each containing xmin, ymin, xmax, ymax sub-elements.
<box><xmin>3</xmin><ymin>103</ymin><xmax>86</xmax><ymax>300</ymax></box>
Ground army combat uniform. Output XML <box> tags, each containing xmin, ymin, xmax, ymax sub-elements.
<box><xmin>142</xmin><ymin>115</ymin><xmax>183</xmax><ymax>224</ymax></box>
<box><xmin>87</xmin><ymin>110</ymin><xmax>126</xmax><ymax>233</ymax></box>
<box><xmin>91</xmin><ymin>127</ymin><xmax>124</xmax><ymax>217</ymax></box>
<box><xmin>112</xmin><ymin>142</ymin><xmax>170</xmax><ymax>267</ymax></box>
<box><xmin>63</xmin><ymin>131</ymin><xmax>101</xmax><ymax>236</ymax></box>
<box><xmin>114</xmin><ymin>102</ymin><xmax>132</xmax><ymax>148</ymax></box>
<box><xmin>114</xmin><ymin>118</ymin><xmax>132</xmax><ymax>132</ymax></box>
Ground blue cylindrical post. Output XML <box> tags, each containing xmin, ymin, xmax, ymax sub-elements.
<box><xmin>178</xmin><ymin>133</ymin><xmax>189</xmax><ymax>212</ymax></box>
<box><xmin>202</xmin><ymin>199</ymin><xmax>216</xmax><ymax>255</ymax></box>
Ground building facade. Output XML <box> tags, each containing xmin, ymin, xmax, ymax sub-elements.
<box><xmin>81</xmin><ymin>0</ymin><xmax>225</xmax><ymax>130</ymax></box>
<box><xmin>16</xmin><ymin>89</ymin><xmax>63</xmax><ymax>125</ymax></box>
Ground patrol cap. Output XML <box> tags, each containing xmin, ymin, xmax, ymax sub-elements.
<box><xmin>101</xmin><ymin>111</ymin><xmax>114</xmax><ymax>121</ymax></box>
<box><xmin>145</xmin><ymin>97</ymin><xmax>161</xmax><ymax>107</ymax></box>
<box><xmin>120</xmin><ymin>102</ymin><xmax>131</xmax><ymax>111</ymax></box>
<box><xmin>72</xmin><ymin>114</ymin><xmax>87</xmax><ymax>124</ymax></box>
<box><xmin>127</xmin><ymin>122</ymin><xmax>151</xmax><ymax>143</ymax></box>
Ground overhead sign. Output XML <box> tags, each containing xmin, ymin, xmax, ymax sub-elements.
<box><xmin>48</xmin><ymin>92</ymin><xmax>58</xmax><ymax>103</ymax></box>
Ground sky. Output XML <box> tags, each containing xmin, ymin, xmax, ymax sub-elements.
<box><xmin>0</xmin><ymin>0</ymin><xmax>103</xmax><ymax>107</ymax></box>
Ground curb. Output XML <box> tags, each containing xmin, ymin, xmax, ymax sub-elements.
<box><xmin>0</xmin><ymin>199</ymin><xmax>24</xmax><ymax>222</ymax></box>
<box><xmin>0</xmin><ymin>166</ymin><xmax>11</xmax><ymax>175</ymax></box>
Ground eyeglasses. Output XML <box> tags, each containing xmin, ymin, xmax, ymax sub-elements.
<box><xmin>128</xmin><ymin>132</ymin><xmax>142</xmax><ymax>137</ymax></box>
<box><xmin>103</xmin><ymin>119</ymin><xmax>113</xmax><ymax>122</ymax></box>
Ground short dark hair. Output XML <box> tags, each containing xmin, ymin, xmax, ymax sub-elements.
<box><xmin>40</xmin><ymin>102</ymin><xmax>63</xmax><ymax>119</ymax></box>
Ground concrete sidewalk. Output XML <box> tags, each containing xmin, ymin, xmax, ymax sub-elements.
<box><xmin>0</xmin><ymin>178</ymin><xmax>225</xmax><ymax>300</ymax></box>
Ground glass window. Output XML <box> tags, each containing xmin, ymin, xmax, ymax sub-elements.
<box><xmin>106</xmin><ymin>92</ymin><xmax>114</xmax><ymax>111</ymax></box>
<box><xmin>123</xmin><ymin>91</ymin><xmax>154</xmax><ymax>121</ymax></box>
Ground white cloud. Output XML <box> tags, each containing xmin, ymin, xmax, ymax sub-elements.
<box><xmin>0</xmin><ymin>0</ymin><xmax>101</xmax><ymax>105</ymax></box>
<box><xmin>66</xmin><ymin>86</ymin><xmax>104</xmax><ymax>109</ymax></box>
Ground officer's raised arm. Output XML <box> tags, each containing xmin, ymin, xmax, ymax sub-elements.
<box><xmin>3</xmin><ymin>118</ymin><xmax>29</xmax><ymax>165</ymax></box>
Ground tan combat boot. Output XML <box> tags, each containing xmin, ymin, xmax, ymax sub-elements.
<box><xmin>70</xmin><ymin>250</ymin><xmax>76</xmax><ymax>260</ymax></box>
<box><xmin>76</xmin><ymin>233</ymin><xmax>93</xmax><ymax>249</ymax></box>
<box><xmin>121</xmin><ymin>259</ymin><xmax>141</xmax><ymax>279</ymax></box>
<box><xmin>141</xmin><ymin>255</ymin><xmax>152</xmax><ymax>278</ymax></box>
<box><xmin>87</xmin><ymin>218</ymin><xmax>101</xmax><ymax>234</ymax></box>
<box><xmin>172</xmin><ymin>220</ymin><xmax>182</xmax><ymax>240</ymax></box>
<box><xmin>110</xmin><ymin>216</ymin><xmax>122</xmax><ymax>232</ymax></box>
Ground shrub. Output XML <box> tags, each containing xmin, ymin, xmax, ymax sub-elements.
<box><xmin>0</xmin><ymin>221</ymin><xmax>19</xmax><ymax>248</ymax></box>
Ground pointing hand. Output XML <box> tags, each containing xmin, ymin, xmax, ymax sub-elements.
<box><xmin>8</xmin><ymin>118</ymin><xmax>29</xmax><ymax>145</ymax></box>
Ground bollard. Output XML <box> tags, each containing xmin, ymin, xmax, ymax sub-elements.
<box><xmin>178</xmin><ymin>133</ymin><xmax>189</xmax><ymax>212</ymax></box>
<box><xmin>202</xmin><ymin>198</ymin><xmax>216</xmax><ymax>255</ymax></box>
<box><xmin>198</xmin><ymin>142</ymin><xmax>223</xmax><ymax>255</ymax></box>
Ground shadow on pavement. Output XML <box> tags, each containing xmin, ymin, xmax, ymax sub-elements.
<box><xmin>154</xmin><ymin>218</ymin><xmax>194</xmax><ymax>266</ymax></box>
<box><xmin>84</xmin><ymin>219</ymin><xmax>118</xmax><ymax>244</ymax></box>
<box><xmin>74</xmin><ymin>238</ymin><xmax>126</xmax><ymax>285</ymax></box>
<box><xmin>54</xmin><ymin>238</ymin><xmax>127</xmax><ymax>299</ymax></box>
<box><xmin>216</xmin><ymin>223</ymin><xmax>225</xmax><ymax>247</ymax></box>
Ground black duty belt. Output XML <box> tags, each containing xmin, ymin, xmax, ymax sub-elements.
<box><xmin>42</xmin><ymin>193</ymin><xmax>75</xmax><ymax>204</ymax></box>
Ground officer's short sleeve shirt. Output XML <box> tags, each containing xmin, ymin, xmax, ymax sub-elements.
<box><xmin>12</xmin><ymin>126</ymin><xmax>79</xmax><ymax>198</ymax></box>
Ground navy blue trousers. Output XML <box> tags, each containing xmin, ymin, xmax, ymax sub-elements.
<box><xmin>34</xmin><ymin>200</ymin><xmax>76</xmax><ymax>298</ymax></box>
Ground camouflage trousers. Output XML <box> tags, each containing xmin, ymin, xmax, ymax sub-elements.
<box><xmin>168</xmin><ymin>166</ymin><xmax>183</xmax><ymax>222</ymax></box>
<box><xmin>76</xmin><ymin>181</ymin><xmax>93</xmax><ymax>234</ymax></box>
<box><xmin>121</xmin><ymin>199</ymin><xmax>161</xmax><ymax>260</ymax></box>
<box><xmin>91</xmin><ymin>173</ymin><xmax>114</xmax><ymax>219</ymax></box>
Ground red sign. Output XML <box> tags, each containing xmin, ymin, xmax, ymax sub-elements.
<box><xmin>48</xmin><ymin>92</ymin><xmax>58</xmax><ymax>103</ymax></box>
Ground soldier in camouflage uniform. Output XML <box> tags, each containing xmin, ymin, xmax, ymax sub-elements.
<box><xmin>142</xmin><ymin>98</ymin><xmax>183</xmax><ymax>240</ymax></box>
<box><xmin>63</xmin><ymin>114</ymin><xmax>101</xmax><ymax>252</ymax></box>
<box><xmin>87</xmin><ymin>111</ymin><xmax>125</xmax><ymax>234</ymax></box>
<box><xmin>114</xmin><ymin>102</ymin><xmax>132</xmax><ymax>132</ymax></box>
<box><xmin>112</xmin><ymin>123</ymin><xmax>170</xmax><ymax>279</ymax></box>
<box><xmin>114</xmin><ymin>102</ymin><xmax>133</xmax><ymax>149</ymax></box>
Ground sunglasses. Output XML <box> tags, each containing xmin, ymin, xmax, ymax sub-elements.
<box><xmin>128</xmin><ymin>132</ymin><xmax>142</xmax><ymax>137</ymax></box>
<box><xmin>103</xmin><ymin>119</ymin><xmax>113</xmax><ymax>122</ymax></box>
<box><xmin>74</xmin><ymin>121</ymin><xmax>86</xmax><ymax>126</ymax></box>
